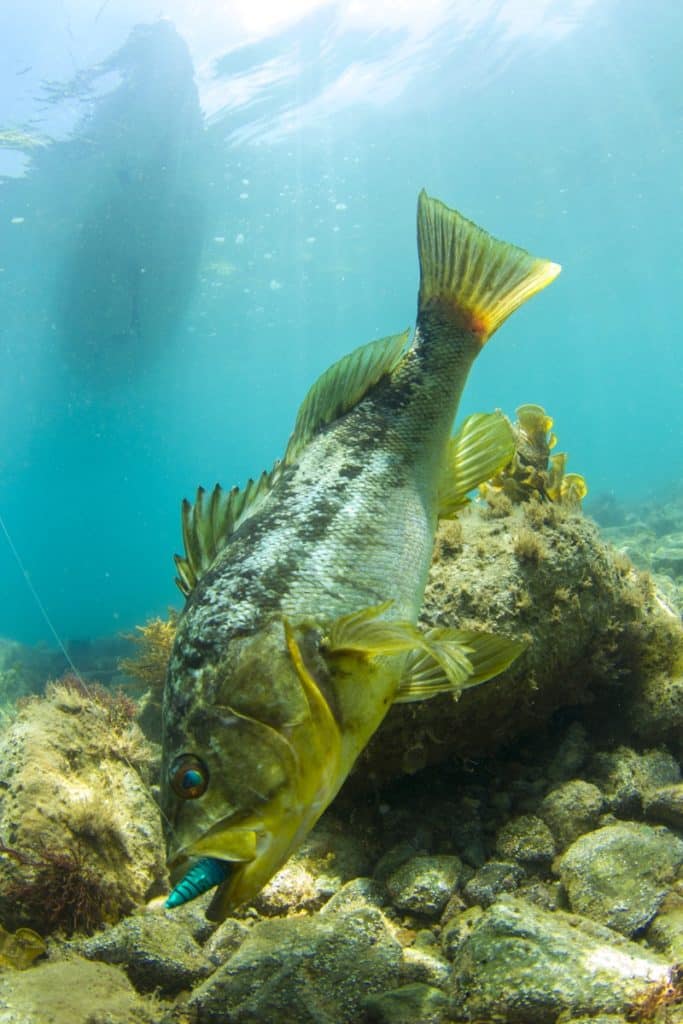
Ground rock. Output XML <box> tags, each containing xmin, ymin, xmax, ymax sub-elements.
<box><xmin>644</xmin><ymin>783</ymin><xmax>683</xmax><ymax>829</ymax></box>
<box><xmin>538</xmin><ymin>779</ymin><xmax>604</xmax><ymax>849</ymax></box>
<box><xmin>652</xmin><ymin>534</ymin><xmax>683</xmax><ymax>574</ymax></box>
<box><xmin>462</xmin><ymin>860</ymin><xmax>524</xmax><ymax>907</ymax></box>
<box><xmin>79</xmin><ymin>911</ymin><xmax>215</xmax><ymax>995</ymax></box>
<box><xmin>589</xmin><ymin>747</ymin><xmax>681</xmax><ymax>816</ymax></box>
<box><xmin>374</xmin><ymin>840</ymin><xmax>428</xmax><ymax>885</ymax></box>
<box><xmin>0</xmin><ymin>682</ymin><xmax>166</xmax><ymax>935</ymax></box>
<box><xmin>351</xmin><ymin>501</ymin><xmax>683</xmax><ymax>788</ymax></box>
<box><xmin>627</xmin><ymin>670</ymin><xmax>683</xmax><ymax>746</ymax></box>
<box><xmin>645</xmin><ymin>893</ymin><xmax>683</xmax><ymax>961</ymax></box>
<box><xmin>0</xmin><ymin>957</ymin><xmax>157</xmax><ymax>1024</ymax></box>
<box><xmin>555</xmin><ymin>1017</ymin><xmax>628</xmax><ymax>1024</ymax></box>
<box><xmin>203</xmin><ymin>917</ymin><xmax>250</xmax><ymax>966</ymax></box>
<box><xmin>187</xmin><ymin>905</ymin><xmax>402</xmax><ymax>1024</ymax></box>
<box><xmin>385</xmin><ymin>855</ymin><xmax>462</xmax><ymax>917</ymax></box>
<box><xmin>494</xmin><ymin>814</ymin><xmax>555</xmax><ymax>865</ymax></box>
<box><xmin>547</xmin><ymin>721</ymin><xmax>591</xmax><ymax>782</ymax></box>
<box><xmin>558</xmin><ymin>822</ymin><xmax>683</xmax><ymax>935</ymax></box>
<box><xmin>440</xmin><ymin>905</ymin><xmax>483</xmax><ymax>960</ymax></box>
<box><xmin>365</xmin><ymin>983</ymin><xmax>449</xmax><ymax>1024</ymax></box>
<box><xmin>449</xmin><ymin>896</ymin><xmax>669</xmax><ymax>1023</ymax></box>
<box><xmin>399</xmin><ymin>945</ymin><xmax>451</xmax><ymax>989</ymax></box>
<box><xmin>321</xmin><ymin>876</ymin><xmax>387</xmax><ymax>915</ymax></box>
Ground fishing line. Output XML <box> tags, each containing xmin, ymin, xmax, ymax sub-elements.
<box><xmin>0</xmin><ymin>509</ymin><xmax>86</xmax><ymax>685</ymax></box>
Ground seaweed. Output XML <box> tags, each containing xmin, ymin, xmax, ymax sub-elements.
<box><xmin>119</xmin><ymin>612</ymin><xmax>177</xmax><ymax>698</ymax></box>
<box><xmin>0</xmin><ymin>841</ymin><xmax>119</xmax><ymax>935</ymax></box>
<box><xmin>481</xmin><ymin>403</ymin><xmax>587</xmax><ymax>507</ymax></box>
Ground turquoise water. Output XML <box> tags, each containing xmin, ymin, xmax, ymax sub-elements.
<box><xmin>0</xmin><ymin>0</ymin><xmax>681</xmax><ymax>645</ymax></box>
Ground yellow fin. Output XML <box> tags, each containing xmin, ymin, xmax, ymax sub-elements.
<box><xmin>322</xmin><ymin>601</ymin><xmax>425</xmax><ymax>657</ymax></box>
<box><xmin>417</xmin><ymin>190</ymin><xmax>560</xmax><ymax>343</ymax></box>
<box><xmin>438</xmin><ymin>411</ymin><xmax>516</xmax><ymax>517</ymax></box>
<box><xmin>396</xmin><ymin>628</ymin><xmax>524</xmax><ymax>703</ymax></box>
<box><xmin>174</xmin><ymin>469</ymin><xmax>279</xmax><ymax>596</ymax></box>
<box><xmin>283</xmin><ymin>619</ymin><xmax>342</xmax><ymax>759</ymax></box>
<box><xmin>452</xmin><ymin>630</ymin><xmax>527</xmax><ymax>686</ymax></box>
<box><xmin>284</xmin><ymin>331</ymin><xmax>409</xmax><ymax>464</ymax></box>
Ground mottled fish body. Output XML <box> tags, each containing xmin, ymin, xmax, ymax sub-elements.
<box><xmin>161</xmin><ymin>192</ymin><xmax>560</xmax><ymax>919</ymax></box>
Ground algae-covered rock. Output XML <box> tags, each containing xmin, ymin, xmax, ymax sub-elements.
<box><xmin>0</xmin><ymin>681</ymin><xmax>166</xmax><ymax>935</ymax></box>
<box><xmin>644</xmin><ymin>783</ymin><xmax>683</xmax><ymax>829</ymax></box>
<box><xmin>449</xmin><ymin>895</ymin><xmax>670</xmax><ymax>1023</ymax></box>
<box><xmin>399</xmin><ymin>944</ymin><xmax>451</xmax><ymax>989</ymax></box>
<box><xmin>494</xmin><ymin>813</ymin><xmax>556</xmax><ymax>865</ymax></box>
<box><xmin>588</xmin><ymin>746</ymin><xmax>681</xmax><ymax>815</ymax></box>
<box><xmin>365</xmin><ymin>982</ymin><xmax>449</xmax><ymax>1024</ymax></box>
<box><xmin>356</xmin><ymin>500</ymin><xmax>682</xmax><ymax>786</ymax></box>
<box><xmin>462</xmin><ymin>859</ymin><xmax>524</xmax><ymax>907</ymax></box>
<box><xmin>385</xmin><ymin>854</ymin><xmax>462</xmax><ymax>917</ymax></box>
<box><xmin>187</xmin><ymin>905</ymin><xmax>402</xmax><ymax>1023</ymax></box>
<box><xmin>538</xmin><ymin>779</ymin><xmax>605</xmax><ymax>849</ymax></box>
<box><xmin>558</xmin><ymin>822</ymin><xmax>683</xmax><ymax>935</ymax></box>
<box><xmin>0</xmin><ymin>957</ymin><xmax>158</xmax><ymax>1024</ymax></box>
<box><xmin>78</xmin><ymin>912</ymin><xmax>215</xmax><ymax>994</ymax></box>
<box><xmin>645</xmin><ymin>893</ymin><xmax>683</xmax><ymax>962</ymax></box>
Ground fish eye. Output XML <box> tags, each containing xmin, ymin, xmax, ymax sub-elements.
<box><xmin>170</xmin><ymin>754</ymin><xmax>209</xmax><ymax>799</ymax></box>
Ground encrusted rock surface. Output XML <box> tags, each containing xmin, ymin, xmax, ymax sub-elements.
<box><xmin>448</xmin><ymin>896</ymin><xmax>670</xmax><ymax>1023</ymax></box>
<box><xmin>0</xmin><ymin>957</ymin><xmax>158</xmax><ymax>1024</ymax></box>
<box><xmin>356</xmin><ymin>500</ymin><xmax>683</xmax><ymax>786</ymax></box>
<box><xmin>78</xmin><ymin>912</ymin><xmax>214</xmax><ymax>994</ymax></box>
<box><xmin>558</xmin><ymin>822</ymin><xmax>683</xmax><ymax>936</ymax></box>
<box><xmin>0</xmin><ymin>682</ymin><xmax>166</xmax><ymax>934</ymax></box>
<box><xmin>186</xmin><ymin>905</ymin><xmax>402</xmax><ymax>1024</ymax></box>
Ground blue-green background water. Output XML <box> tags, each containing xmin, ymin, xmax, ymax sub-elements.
<box><xmin>0</xmin><ymin>0</ymin><xmax>681</xmax><ymax>646</ymax></box>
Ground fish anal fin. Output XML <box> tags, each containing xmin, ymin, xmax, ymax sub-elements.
<box><xmin>438</xmin><ymin>411</ymin><xmax>515</xmax><ymax>517</ymax></box>
<box><xmin>417</xmin><ymin>190</ymin><xmax>560</xmax><ymax>344</ymax></box>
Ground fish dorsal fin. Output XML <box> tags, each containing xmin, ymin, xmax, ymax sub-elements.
<box><xmin>396</xmin><ymin>628</ymin><xmax>525</xmax><ymax>703</ymax></box>
<box><xmin>174</xmin><ymin>467</ymin><xmax>279</xmax><ymax>596</ymax></box>
<box><xmin>438</xmin><ymin>411</ymin><xmax>515</xmax><ymax>518</ymax></box>
<box><xmin>284</xmin><ymin>331</ymin><xmax>409</xmax><ymax>464</ymax></box>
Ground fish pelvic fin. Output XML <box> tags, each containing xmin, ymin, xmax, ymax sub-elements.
<box><xmin>438</xmin><ymin>410</ymin><xmax>516</xmax><ymax>517</ymax></box>
<box><xmin>417</xmin><ymin>190</ymin><xmax>561</xmax><ymax>343</ymax></box>
<box><xmin>396</xmin><ymin>629</ymin><xmax>526</xmax><ymax>703</ymax></box>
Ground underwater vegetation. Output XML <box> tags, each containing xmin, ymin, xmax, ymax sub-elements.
<box><xmin>480</xmin><ymin>402</ymin><xmax>588</xmax><ymax>507</ymax></box>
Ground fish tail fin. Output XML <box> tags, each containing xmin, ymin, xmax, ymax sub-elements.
<box><xmin>417</xmin><ymin>190</ymin><xmax>561</xmax><ymax>344</ymax></box>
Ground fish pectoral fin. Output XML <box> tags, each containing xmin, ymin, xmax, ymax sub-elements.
<box><xmin>438</xmin><ymin>411</ymin><xmax>516</xmax><ymax>517</ymax></box>
<box><xmin>283</xmin><ymin>618</ymin><xmax>342</xmax><ymax>760</ymax></box>
<box><xmin>188</xmin><ymin>827</ymin><xmax>259</xmax><ymax>863</ymax></box>
<box><xmin>417</xmin><ymin>190</ymin><xmax>561</xmax><ymax>344</ymax></box>
<box><xmin>284</xmin><ymin>330</ymin><xmax>409</xmax><ymax>464</ymax></box>
<box><xmin>322</xmin><ymin>601</ymin><xmax>425</xmax><ymax>657</ymax></box>
<box><xmin>395</xmin><ymin>628</ymin><xmax>525</xmax><ymax>703</ymax></box>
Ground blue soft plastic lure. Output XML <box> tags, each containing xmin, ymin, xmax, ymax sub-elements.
<box><xmin>165</xmin><ymin>856</ymin><xmax>229</xmax><ymax>909</ymax></box>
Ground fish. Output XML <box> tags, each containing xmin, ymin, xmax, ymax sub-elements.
<box><xmin>160</xmin><ymin>190</ymin><xmax>560</xmax><ymax>921</ymax></box>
